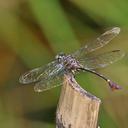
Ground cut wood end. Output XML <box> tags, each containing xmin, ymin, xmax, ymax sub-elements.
<box><xmin>56</xmin><ymin>74</ymin><xmax>101</xmax><ymax>128</ymax></box>
<box><xmin>63</xmin><ymin>74</ymin><xmax>101</xmax><ymax>102</ymax></box>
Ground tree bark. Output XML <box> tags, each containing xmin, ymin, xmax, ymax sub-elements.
<box><xmin>56</xmin><ymin>74</ymin><xmax>101</xmax><ymax>128</ymax></box>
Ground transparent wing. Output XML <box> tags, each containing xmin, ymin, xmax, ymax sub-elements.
<box><xmin>19</xmin><ymin>60</ymin><xmax>63</xmax><ymax>84</ymax></box>
<box><xmin>34</xmin><ymin>74</ymin><xmax>63</xmax><ymax>92</ymax></box>
<box><xmin>72</xmin><ymin>27</ymin><xmax>120</xmax><ymax>59</ymax></box>
<box><xmin>79</xmin><ymin>50</ymin><xmax>125</xmax><ymax>70</ymax></box>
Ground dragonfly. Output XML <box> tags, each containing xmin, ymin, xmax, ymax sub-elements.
<box><xmin>19</xmin><ymin>27</ymin><xmax>125</xmax><ymax>92</ymax></box>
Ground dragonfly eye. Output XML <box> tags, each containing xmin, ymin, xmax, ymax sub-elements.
<box><xmin>55</xmin><ymin>54</ymin><xmax>61</xmax><ymax>60</ymax></box>
<box><xmin>55</xmin><ymin>52</ymin><xmax>65</xmax><ymax>60</ymax></box>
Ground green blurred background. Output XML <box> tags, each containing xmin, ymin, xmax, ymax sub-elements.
<box><xmin>0</xmin><ymin>0</ymin><xmax>128</xmax><ymax>128</ymax></box>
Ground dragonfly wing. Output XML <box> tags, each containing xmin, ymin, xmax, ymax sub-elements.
<box><xmin>72</xmin><ymin>27</ymin><xmax>120</xmax><ymax>59</ymax></box>
<box><xmin>79</xmin><ymin>50</ymin><xmax>125</xmax><ymax>70</ymax></box>
<box><xmin>34</xmin><ymin>74</ymin><xmax>63</xmax><ymax>92</ymax></box>
<box><xmin>19</xmin><ymin>60</ymin><xmax>62</xmax><ymax>84</ymax></box>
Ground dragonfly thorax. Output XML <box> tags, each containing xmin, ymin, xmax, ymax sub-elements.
<box><xmin>56</xmin><ymin>53</ymin><xmax>81</xmax><ymax>73</ymax></box>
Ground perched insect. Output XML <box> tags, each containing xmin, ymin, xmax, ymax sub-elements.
<box><xmin>19</xmin><ymin>27</ymin><xmax>125</xmax><ymax>92</ymax></box>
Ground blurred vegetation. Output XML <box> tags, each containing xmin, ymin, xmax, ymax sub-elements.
<box><xmin>0</xmin><ymin>0</ymin><xmax>128</xmax><ymax>128</ymax></box>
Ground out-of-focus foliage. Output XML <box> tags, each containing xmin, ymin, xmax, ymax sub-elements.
<box><xmin>0</xmin><ymin>0</ymin><xmax>128</xmax><ymax>128</ymax></box>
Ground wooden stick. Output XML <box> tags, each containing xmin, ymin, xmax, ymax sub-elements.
<box><xmin>56</xmin><ymin>74</ymin><xmax>101</xmax><ymax>128</ymax></box>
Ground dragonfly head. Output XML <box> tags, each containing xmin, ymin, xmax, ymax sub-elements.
<box><xmin>55</xmin><ymin>52</ymin><xmax>66</xmax><ymax>61</ymax></box>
